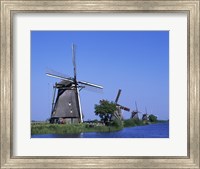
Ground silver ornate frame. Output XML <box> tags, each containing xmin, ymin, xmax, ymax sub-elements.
<box><xmin>0</xmin><ymin>0</ymin><xmax>199</xmax><ymax>168</ymax></box>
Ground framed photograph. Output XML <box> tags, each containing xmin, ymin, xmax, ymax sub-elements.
<box><xmin>0</xmin><ymin>0</ymin><xmax>199</xmax><ymax>168</ymax></box>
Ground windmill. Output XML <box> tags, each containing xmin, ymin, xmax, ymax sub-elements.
<box><xmin>142</xmin><ymin>107</ymin><xmax>149</xmax><ymax>121</ymax></box>
<box><xmin>112</xmin><ymin>89</ymin><xmax>130</xmax><ymax>120</ymax></box>
<box><xmin>46</xmin><ymin>44</ymin><xmax>103</xmax><ymax>124</ymax></box>
<box><xmin>131</xmin><ymin>101</ymin><xmax>142</xmax><ymax>120</ymax></box>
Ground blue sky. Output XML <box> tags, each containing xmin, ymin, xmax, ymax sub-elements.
<box><xmin>31</xmin><ymin>31</ymin><xmax>169</xmax><ymax>121</ymax></box>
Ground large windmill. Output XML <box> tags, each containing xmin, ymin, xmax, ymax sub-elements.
<box><xmin>131</xmin><ymin>101</ymin><xmax>142</xmax><ymax>120</ymax></box>
<box><xmin>46</xmin><ymin>44</ymin><xmax>103</xmax><ymax>124</ymax></box>
<box><xmin>112</xmin><ymin>89</ymin><xmax>130</xmax><ymax>120</ymax></box>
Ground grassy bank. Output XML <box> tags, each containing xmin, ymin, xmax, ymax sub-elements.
<box><xmin>123</xmin><ymin>119</ymin><xmax>168</xmax><ymax>127</ymax></box>
<box><xmin>31</xmin><ymin>119</ymin><xmax>168</xmax><ymax>135</ymax></box>
<box><xmin>31</xmin><ymin>122</ymin><xmax>123</xmax><ymax>135</ymax></box>
<box><xmin>123</xmin><ymin>119</ymin><xmax>146</xmax><ymax>127</ymax></box>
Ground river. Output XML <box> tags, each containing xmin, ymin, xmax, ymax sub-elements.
<box><xmin>32</xmin><ymin>122</ymin><xmax>169</xmax><ymax>138</ymax></box>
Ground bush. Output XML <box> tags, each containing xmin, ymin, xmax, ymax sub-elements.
<box><xmin>148</xmin><ymin>114</ymin><xmax>157</xmax><ymax>122</ymax></box>
<box><xmin>111</xmin><ymin>119</ymin><xmax>123</xmax><ymax>128</ymax></box>
<box><xmin>124</xmin><ymin>119</ymin><xmax>143</xmax><ymax>127</ymax></box>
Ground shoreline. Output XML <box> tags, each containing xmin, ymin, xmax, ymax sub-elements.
<box><xmin>31</xmin><ymin>120</ymin><xmax>168</xmax><ymax>135</ymax></box>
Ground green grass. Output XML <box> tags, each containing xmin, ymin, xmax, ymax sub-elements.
<box><xmin>123</xmin><ymin>119</ymin><xmax>146</xmax><ymax>127</ymax></box>
<box><xmin>31</xmin><ymin>119</ymin><xmax>165</xmax><ymax>135</ymax></box>
<box><xmin>31</xmin><ymin>123</ymin><xmax>123</xmax><ymax>135</ymax></box>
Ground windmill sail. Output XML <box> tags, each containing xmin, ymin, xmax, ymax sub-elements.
<box><xmin>78</xmin><ymin>80</ymin><xmax>103</xmax><ymax>89</ymax></box>
<box><xmin>72</xmin><ymin>44</ymin><xmax>77</xmax><ymax>81</ymax></box>
<box><xmin>46</xmin><ymin>69</ymin><xmax>74</xmax><ymax>83</ymax></box>
<box><xmin>135</xmin><ymin>101</ymin><xmax>138</xmax><ymax>112</ymax></box>
<box><xmin>115</xmin><ymin>89</ymin><xmax>121</xmax><ymax>103</ymax></box>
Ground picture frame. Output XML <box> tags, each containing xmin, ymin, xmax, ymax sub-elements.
<box><xmin>0</xmin><ymin>0</ymin><xmax>199</xmax><ymax>168</ymax></box>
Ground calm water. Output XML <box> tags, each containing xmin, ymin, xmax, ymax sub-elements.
<box><xmin>31</xmin><ymin>122</ymin><xmax>169</xmax><ymax>138</ymax></box>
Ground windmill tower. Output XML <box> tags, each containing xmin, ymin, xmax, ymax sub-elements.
<box><xmin>112</xmin><ymin>89</ymin><xmax>130</xmax><ymax>120</ymax></box>
<box><xmin>131</xmin><ymin>101</ymin><xmax>141</xmax><ymax>120</ymax></box>
<box><xmin>142</xmin><ymin>107</ymin><xmax>149</xmax><ymax>121</ymax></box>
<box><xmin>46</xmin><ymin>44</ymin><xmax>103</xmax><ymax>124</ymax></box>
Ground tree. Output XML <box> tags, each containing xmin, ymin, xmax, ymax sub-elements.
<box><xmin>94</xmin><ymin>100</ymin><xmax>117</xmax><ymax>125</ymax></box>
<box><xmin>148</xmin><ymin>114</ymin><xmax>157</xmax><ymax>122</ymax></box>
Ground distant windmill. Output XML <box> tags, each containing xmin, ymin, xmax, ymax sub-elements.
<box><xmin>131</xmin><ymin>101</ymin><xmax>142</xmax><ymax>120</ymax></box>
<box><xmin>142</xmin><ymin>107</ymin><xmax>149</xmax><ymax>121</ymax></box>
<box><xmin>112</xmin><ymin>89</ymin><xmax>130</xmax><ymax>120</ymax></box>
<box><xmin>46</xmin><ymin>44</ymin><xmax>103</xmax><ymax>124</ymax></box>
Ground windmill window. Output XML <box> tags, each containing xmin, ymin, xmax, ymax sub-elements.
<box><xmin>68</xmin><ymin>102</ymin><xmax>72</xmax><ymax>106</ymax></box>
<box><xmin>70</xmin><ymin>110</ymin><xmax>73</xmax><ymax>114</ymax></box>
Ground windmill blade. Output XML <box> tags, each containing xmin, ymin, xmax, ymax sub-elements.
<box><xmin>120</xmin><ymin>106</ymin><xmax>130</xmax><ymax>111</ymax></box>
<box><xmin>116</xmin><ymin>103</ymin><xmax>130</xmax><ymax>111</ymax></box>
<box><xmin>132</xmin><ymin>110</ymin><xmax>142</xmax><ymax>114</ymax></box>
<box><xmin>78</xmin><ymin>80</ymin><xmax>103</xmax><ymax>89</ymax></box>
<box><xmin>46</xmin><ymin>69</ymin><xmax>74</xmax><ymax>83</ymax></box>
<box><xmin>135</xmin><ymin>101</ymin><xmax>138</xmax><ymax>112</ymax></box>
<box><xmin>133</xmin><ymin>101</ymin><xmax>143</xmax><ymax>113</ymax></box>
<box><xmin>46</xmin><ymin>73</ymin><xmax>73</xmax><ymax>83</ymax></box>
<box><xmin>115</xmin><ymin>89</ymin><xmax>121</xmax><ymax>103</ymax></box>
<box><xmin>78</xmin><ymin>84</ymin><xmax>103</xmax><ymax>93</ymax></box>
<box><xmin>145</xmin><ymin>107</ymin><xmax>148</xmax><ymax>115</ymax></box>
<box><xmin>72</xmin><ymin>43</ymin><xmax>77</xmax><ymax>81</ymax></box>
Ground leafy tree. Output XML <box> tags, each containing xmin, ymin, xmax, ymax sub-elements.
<box><xmin>148</xmin><ymin>114</ymin><xmax>157</xmax><ymax>122</ymax></box>
<box><xmin>94</xmin><ymin>100</ymin><xmax>117</xmax><ymax>125</ymax></box>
